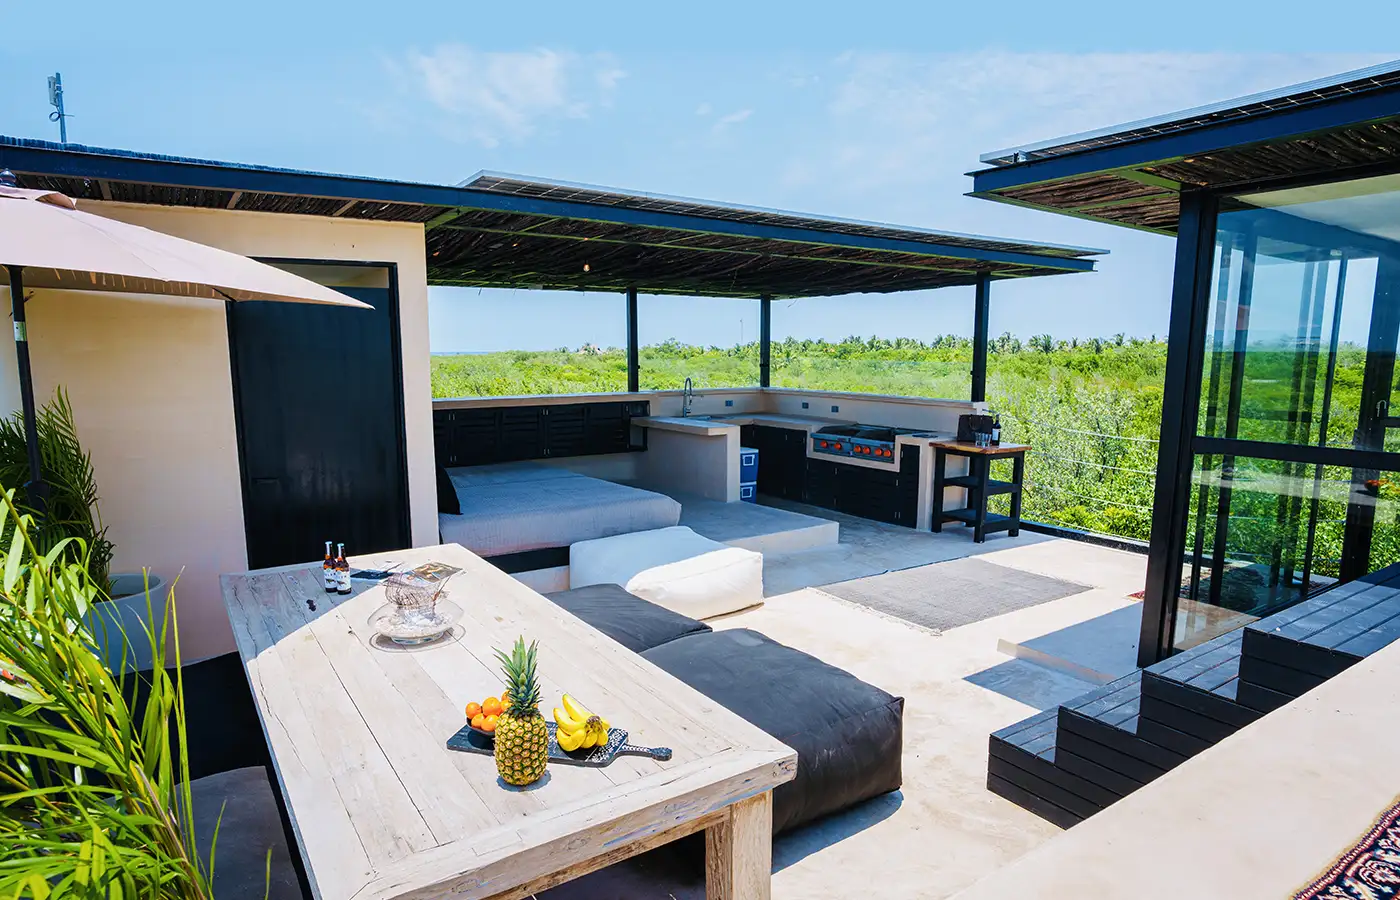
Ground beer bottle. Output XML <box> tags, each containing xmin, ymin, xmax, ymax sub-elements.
<box><xmin>323</xmin><ymin>541</ymin><xmax>337</xmax><ymax>593</ymax></box>
<box><xmin>335</xmin><ymin>543</ymin><xmax>352</xmax><ymax>595</ymax></box>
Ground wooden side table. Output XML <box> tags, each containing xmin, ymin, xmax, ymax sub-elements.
<box><xmin>930</xmin><ymin>440</ymin><xmax>1030</xmax><ymax>543</ymax></box>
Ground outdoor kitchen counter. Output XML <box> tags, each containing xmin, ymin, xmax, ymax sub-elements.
<box><xmin>633</xmin><ymin>412</ymin><xmax>851</xmax><ymax>436</ymax></box>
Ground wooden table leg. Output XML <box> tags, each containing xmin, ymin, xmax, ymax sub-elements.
<box><xmin>706</xmin><ymin>792</ymin><xmax>773</xmax><ymax>900</ymax></box>
<box><xmin>974</xmin><ymin>455</ymin><xmax>989</xmax><ymax>543</ymax></box>
<box><xmin>1009</xmin><ymin>452</ymin><xmax>1025</xmax><ymax>537</ymax></box>
<box><xmin>931</xmin><ymin>447</ymin><xmax>946</xmax><ymax>532</ymax></box>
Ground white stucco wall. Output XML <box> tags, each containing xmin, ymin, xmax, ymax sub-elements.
<box><xmin>0</xmin><ymin>202</ymin><xmax>433</xmax><ymax>662</ymax></box>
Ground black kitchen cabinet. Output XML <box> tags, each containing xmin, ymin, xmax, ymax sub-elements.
<box><xmin>746</xmin><ymin>425</ymin><xmax>807</xmax><ymax>501</ymax></box>
<box><xmin>802</xmin><ymin>442</ymin><xmax>921</xmax><ymax>526</ymax></box>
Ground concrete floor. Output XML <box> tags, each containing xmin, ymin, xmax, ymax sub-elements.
<box><xmin>540</xmin><ymin>516</ymin><xmax>1149</xmax><ymax>899</ymax></box>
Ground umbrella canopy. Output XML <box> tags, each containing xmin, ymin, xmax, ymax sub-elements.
<box><xmin>0</xmin><ymin>174</ymin><xmax>374</xmax><ymax>515</ymax></box>
<box><xmin>0</xmin><ymin>184</ymin><xmax>370</xmax><ymax>307</ymax></box>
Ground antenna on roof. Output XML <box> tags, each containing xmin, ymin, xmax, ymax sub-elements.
<box><xmin>47</xmin><ymin>73</ymin><xmax>70</xmax><ymax>144</ymax></box>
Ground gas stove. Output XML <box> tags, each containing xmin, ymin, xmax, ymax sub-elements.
<box><xmin>811</xmin><ymin>424</ymin><xmax>908</xmax><ymax>462</ymax></box>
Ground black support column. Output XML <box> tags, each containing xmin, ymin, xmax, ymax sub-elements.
<box><xmin>971</xmin><ymin>273</ymin><xmax>990</xmax><ymax>403</ymax></box>
<box><xmin>626</xmin><ymin>287</ymin><xmax>639</xmax><ymax>393</ymax></box>
<box><xmin>759</xmin><ymin>295</ymin><xmax>772</xmax><ymax>388</ymax></box>
<box><xmin>1139</xmin><ymin>190</ymin><xmax>1218</xmax><ymax>667</ymax></box>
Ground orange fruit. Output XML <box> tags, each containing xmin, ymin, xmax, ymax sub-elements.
<box><xmin>500</xmin><ymin>689</ymin><xmax>510</xmax><ymax>706</ymax></box>
<box><xmin>480</xmin><ymin>714</ymin><xmax>498</xmax><ymax>733</ymax></box>
<box><xmin>470</xmin><ymin>713</ymin><xmax>486</xmax><ymax>730</ymax></box>
<box><xmin>482</xmin><ymin>696</ymin><xmax>503</xmax><ymax>717</ymax></box>
<box><xmin>465</xmin><ymin>702</ymin><xmax>482</xmax><ymax>720</ymax></box>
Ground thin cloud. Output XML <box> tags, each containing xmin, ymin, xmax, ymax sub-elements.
<box><xmin>391</xmin><ymin>45</ymin><xmax>625</xmax><ymax>147</ymax></box>
<box><xmin>784</xmin><ymin>51</ymin><xmax>1390</xmax><ymax>195</ymax></box>
<box><xmin>713</xmin><ymin>108</ymin><xmax>753</xmax><ymax>134</ymax></box>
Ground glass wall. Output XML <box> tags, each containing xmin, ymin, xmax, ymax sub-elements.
<box><xmin>1173</xmin><ymin>172</ymin><xmax>1400</xmax><ymax>652</ymax></box>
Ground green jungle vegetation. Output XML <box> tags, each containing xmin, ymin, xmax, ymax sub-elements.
<box><xmin>432</xmin><ymin>334</ymin><xmax>1398</xmax><ymax>606</ymax></box>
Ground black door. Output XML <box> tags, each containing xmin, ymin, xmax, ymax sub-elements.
<box><xmin>228</xmin><ymin>283</ymin><xmax>409</xmax><ymax>569</ymax></box>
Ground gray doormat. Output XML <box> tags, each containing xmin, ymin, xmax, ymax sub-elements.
<box><xmin>821</xmin><ymin>557</ymin><xmax>1091</xmax><ymax>632</ymax></box>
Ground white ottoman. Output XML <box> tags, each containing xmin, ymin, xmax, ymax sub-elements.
<box><xmin>569</xmin><ymin>526</ymin><xmax>763</xmax><ymax>619</ymax></box>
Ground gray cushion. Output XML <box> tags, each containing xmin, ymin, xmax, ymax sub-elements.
<box><xmin>545</xmin><ymin>583</ymin><xmax>711</xmax><ymax>653</ymax></box>
<box><xmin>190</xmin><ymin>767</ymin><xmax>303</xmax><ymax>900</ymax></box>
<box><xmin>641</xmin><ymin>629</ymin><xmax>904</xmax><ymax>834</ymax></box>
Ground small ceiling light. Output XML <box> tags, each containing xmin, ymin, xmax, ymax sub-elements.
<box><xmin>583</xmin><ymin>263</ymin><xmax>591</xmax><ymax>273</ymax></box>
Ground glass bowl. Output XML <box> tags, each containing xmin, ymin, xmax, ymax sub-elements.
<box><xmin>369</xmin><ymin>597</ymin><xmax>463</xmax><ymax>645</ymax></box>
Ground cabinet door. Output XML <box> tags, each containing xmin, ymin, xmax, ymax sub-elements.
<box><xmin>781</xmin><ymin>429</ymin><xmax>809</xmax><ymax>500</ymax></box>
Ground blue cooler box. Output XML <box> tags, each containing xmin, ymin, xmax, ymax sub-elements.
<box><xmin>740</xmin><ymin>447</ymin><xmax>759</xmax><ymax>503</ymax></box>
<box><xmin>740</xmin><ymin>447</ymin><xmax>759</xmax><ymax>483</ymax></box>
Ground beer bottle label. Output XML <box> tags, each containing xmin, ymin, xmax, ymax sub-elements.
<box><xmin>324</xmin><ymin>565</ymin><xmax>338</xmax><ymax>591</ymax></box>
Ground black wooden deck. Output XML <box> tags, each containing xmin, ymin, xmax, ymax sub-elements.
<box><xmin>988</xmin><ymin>562</ymin><xmax>1400</xmax><ymax>827</ymax></box>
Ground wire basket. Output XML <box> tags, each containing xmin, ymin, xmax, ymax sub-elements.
<box><xmin>384</xmin><ymin>573</ymin><xmax>447</xmax><ymax>613</ymax></box>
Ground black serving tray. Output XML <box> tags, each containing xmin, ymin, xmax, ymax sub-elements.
<box><xmin>446</xmin><ymin>721</ymin><xmax>671</xmax><ymax>767</ymax></box>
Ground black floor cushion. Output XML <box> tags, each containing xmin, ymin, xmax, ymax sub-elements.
<box><xmin>545</xmin><ymin>583</ymin><xmax>711</xmax><ymax>653</ymax></box>
<box><xmin>642</xmin><ymin>628</ymin><xmax>904</xmax><ymax>834</ymax></box>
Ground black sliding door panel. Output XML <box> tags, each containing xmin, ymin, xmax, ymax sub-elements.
<box><xmin>229</xmin><ymin>283</ymin><xmax>409</xmax><ymax>569</ymax></box>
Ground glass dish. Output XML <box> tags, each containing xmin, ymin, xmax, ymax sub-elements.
<box><xmin>369</xmin><ymin>597</ymin><xmax>463</xmax><ymax>645</ymax></box>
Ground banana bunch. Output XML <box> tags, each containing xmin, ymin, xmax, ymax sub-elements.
<box><xmin>554</xmin><ymin>694</ymin><xmax>610</xmax><ymax>752</ymax></box>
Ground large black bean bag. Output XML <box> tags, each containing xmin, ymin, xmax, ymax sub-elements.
<box><xmin>545</xmin><ymin>583</ymin><xmax>711</xmax><ymax>653</ymax></box>
<box><xmin>642</xmin><ymin>628</ymin><xmax>904</xmax><ymax>834</ymax></box>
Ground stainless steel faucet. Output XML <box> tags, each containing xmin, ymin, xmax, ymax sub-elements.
<box><xmin>682</xmin><ymin>377</ymin><xmax>694</xmax><ymax>416</ymax></box>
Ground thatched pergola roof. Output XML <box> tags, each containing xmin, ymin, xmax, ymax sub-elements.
<box><xmin>970</xmin><ymin>60</ymin><xmax>1400</xmax><ymax>234</ymax></box>
<box><xmin>0</xmin><ymin>138</ymin><xmax>1101</xmax><ymax>299</ymax></box>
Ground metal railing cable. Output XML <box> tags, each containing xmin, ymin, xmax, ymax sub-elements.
<box><xmin>1000</xmin><ymin>412</ymin><xmax>1161</xmax><ymax>444</ymax></box>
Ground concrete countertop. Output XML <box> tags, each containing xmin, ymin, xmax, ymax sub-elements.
<box><xmin>634</xmin><ymin>412</ymin><xmax>849</xmax><ymax>435</ymax></box>
<box><xmin>631</xmin><ymin>416</ymin><xmax>738</xmax><ymax>436</ymax></box>
<box><xmin>635</xmin><ymin>413</ymin><xmax>961</xmax><ymax>474</ymax></box>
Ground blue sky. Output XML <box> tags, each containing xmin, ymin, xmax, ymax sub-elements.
<box><xmin>2</xmin><ymin>1</ymin><xmax>1396</xmax><ymax>351</ymax></box>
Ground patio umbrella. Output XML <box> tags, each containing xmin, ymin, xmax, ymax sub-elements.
<box><xmin>0</xmin><ymin>170</ymin><xmax>371</xmax><ymax>512</ymax></box>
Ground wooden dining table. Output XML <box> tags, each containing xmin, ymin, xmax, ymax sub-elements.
<box><xmin>221</xmin><ymin>543</ymin><xmax>796</xmax><ymax>900</ymax></box>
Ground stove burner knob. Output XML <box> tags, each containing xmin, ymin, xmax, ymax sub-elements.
<box><xmin>835</xmin><ymin>443</ymin><xmax>843</xmax><ymax>451</ymax></box>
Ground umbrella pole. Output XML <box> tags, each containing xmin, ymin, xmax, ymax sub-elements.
<box><xmin>6</xmin><ymin>265</ymin><xmax>47</xmax><ymax>515</ymax></box>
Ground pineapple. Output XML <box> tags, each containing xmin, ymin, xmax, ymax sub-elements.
<box><xmin>492</xmin><ymin>637</ymin><xmax>549</xmax><ymax>786</ymax></box>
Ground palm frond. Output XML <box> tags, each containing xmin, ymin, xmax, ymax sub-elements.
<box><xmin>0</xmin><ymin>488</ymin><xmax>213</xmax><ymax>900</ymax></box>
<box><xmin>0</xmin><ymin>387</ymin><xmax>114</xmax><ymax>590</ymax></box>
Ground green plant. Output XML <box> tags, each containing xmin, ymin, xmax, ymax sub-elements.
<box><xmin>0</xmin><ymin>489</ymin><xmax>216</xmax><ymax>899</ymax></box>
<box><xmin>0</xmin><ymin>388</ymin><xmax>114</xmax><ymax>590</ymax></box>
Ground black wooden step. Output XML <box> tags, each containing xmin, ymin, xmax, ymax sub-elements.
<box><xmin>1139</xmin><ymin>630</ymin><xmax>1260</xmax><ymax>744</ymax></box>
<box><xmin>1235</xmin><ymin>680</ymin><xmax>1295</xmax><ymax>714</ymax></box>
<box><xmin>1056</xmin><ymin>727</ymin><xmax>1168</xmax><ymax>787</ymax></box>
<box><xmin>987</xmin><ymin>710</ymin><xmax>1088</xmax><ymax>828</ymax></box>
<box><xmin>989</xmin><ymin>711</ymin><xmax>1119</xmax><ymax>811</ymax></box>
<box><xmin>1057</xmin><ymin>672</ymin><xmax>1189</xmax><ymax>775</ymax></box>
<box><xmin>1240</xmin><ymin>566</ymin><xmax>1400</xmax><ymax>694</ymax></box>
<box><xmin>987</xmin><ymin>772</ymin><xmax>1082</xmax><ymax>830</ymax></box>
<box><xmin>1054</xmin><ymin>744</ymin><xmax>1147</xmax><ymax>798</ymax></box>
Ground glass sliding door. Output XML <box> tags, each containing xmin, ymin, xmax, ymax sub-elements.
<box><xmin>1173</xmin><ymin>173</ymin><xmax>1400</xmax><ymax>653</ymax></box>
